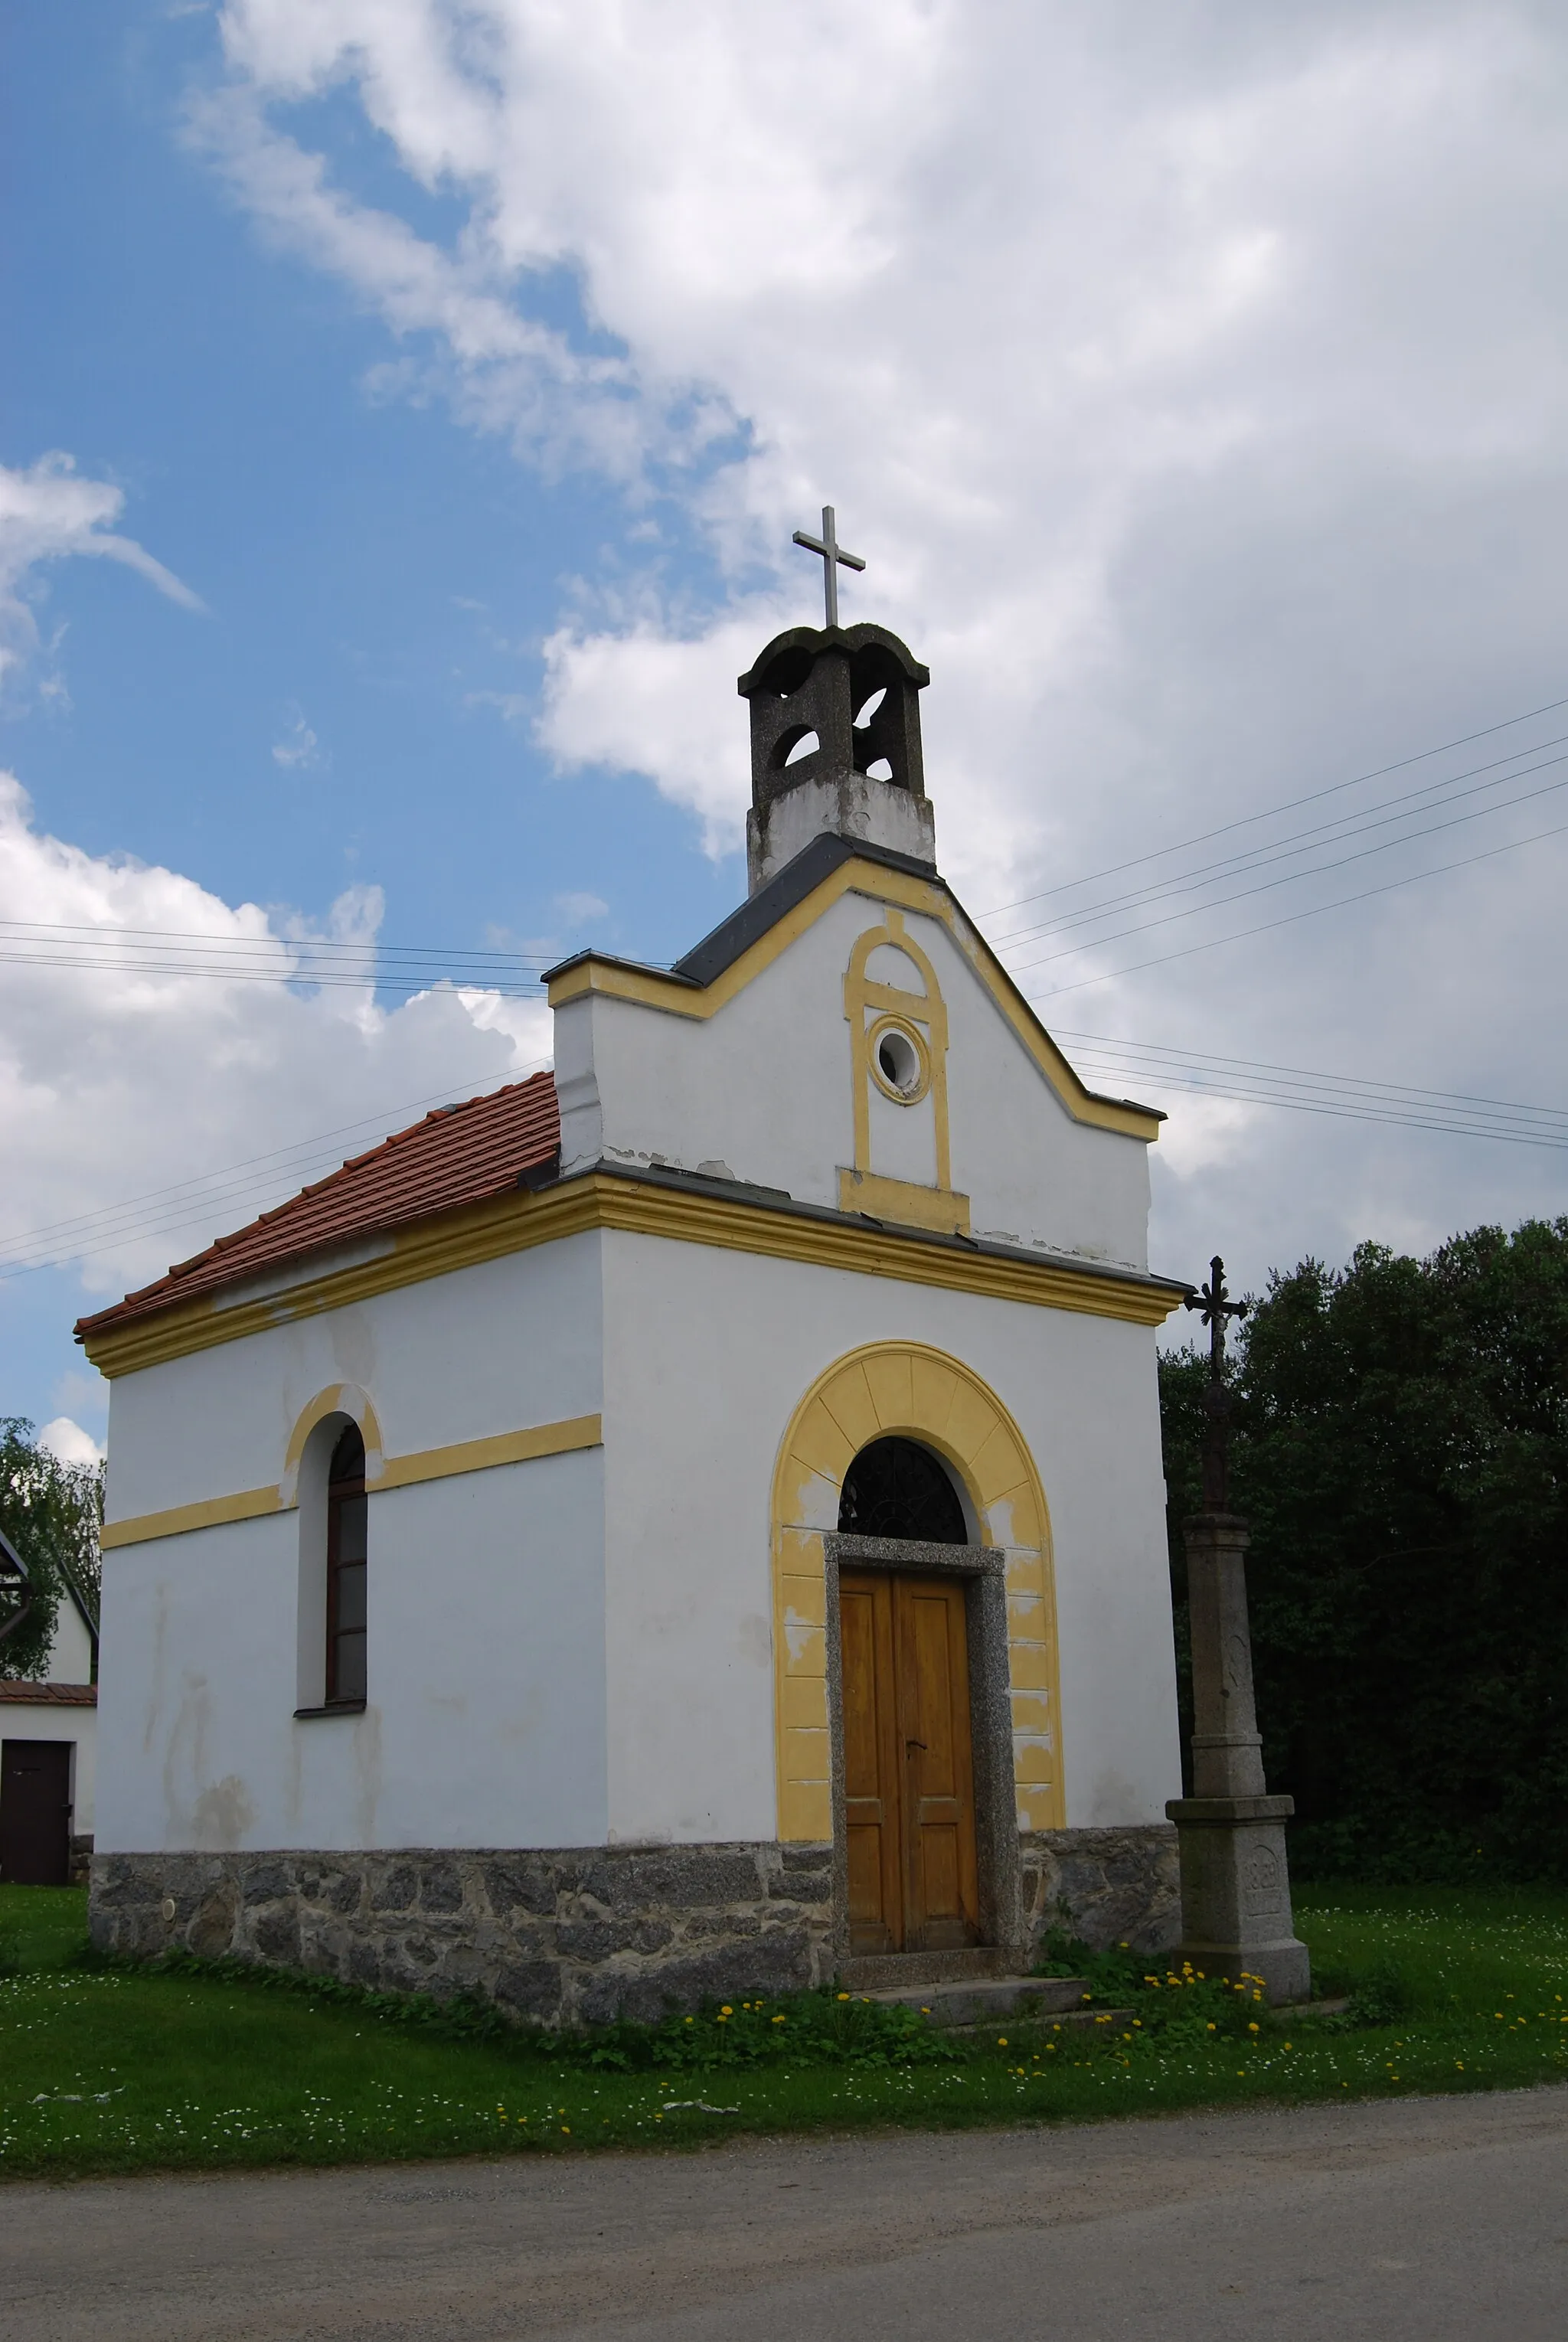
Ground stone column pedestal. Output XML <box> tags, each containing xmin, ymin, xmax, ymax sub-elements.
<box><xmin>1166</xmin><ymin>1511</ymin><xmax>1309</xmax><ymax>2005</ymax></box>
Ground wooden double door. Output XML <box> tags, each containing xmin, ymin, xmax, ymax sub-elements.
<box><xmin>840</xmin><ymin>1571</ymin><xmax>981</xmax><ymax>1955</ymax></box>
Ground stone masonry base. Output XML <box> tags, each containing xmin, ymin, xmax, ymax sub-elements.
<box><xmin>89</xmin><ymin>1844</ymin><xmax>836</xmax><ymax>2027</ymax></box>
<box><xmin>89</xmin><ymin>1825</ymin><xmax>1179</xmax><ymax>2024</ymax></box>
<box><xmin>1021</xmin><ymin>1824</ymin><xmax>1181</xmax><ymax>1958</ymax></box>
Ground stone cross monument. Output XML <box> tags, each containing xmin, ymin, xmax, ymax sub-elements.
<box><xmin>1166</xmin><ymin>1257</ymin><xmax>1310</xmax><ymax>2004</ymax></box>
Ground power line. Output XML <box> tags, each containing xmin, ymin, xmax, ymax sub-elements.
<box><xmin>1024</xmin><ymin>812</ymin><xmax>1568</xmax><ymax>998</ymax></box>
<box><xmin>1003</xmin><ymin>750</ymin><xmax>1568</xmax><ymax>977</ymax></box>
<box><xmin>985</xmin><ymin>733</ymin><xmax>1568</xmax><ymax>952</ymax></box>
<box><xmin>975</xmin><ymin>688</ymin><xmax>1568</xmax><ymax>920</ymax></box>
<box><xmin>0</xmin><ymin>917</ymin><xmax>560</xmax><ymax>967</ymax></box>
<box><xmin>1060</xmin><ymin>1032</ymin><xmax>1568</xmax><ymax>1149</ymax></box>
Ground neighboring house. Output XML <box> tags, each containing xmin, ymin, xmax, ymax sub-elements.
<box><xmin>78</xmin><ymin>618</ymin><xmax>1193</xmax><ymax>2020</ymax></box>
<box><xmin>0</xmin><ymin>1522</ymin><xmax>100</xmax><ymax>1886</ymax></box>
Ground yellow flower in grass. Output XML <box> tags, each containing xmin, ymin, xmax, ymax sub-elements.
<box><xmin>838</xmin><ymin>1992</ymin><xmax>851</xmax><ymax>2002</ymax></box>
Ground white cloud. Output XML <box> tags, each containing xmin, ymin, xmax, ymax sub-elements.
<box><xmin>0</xmin><ymin>452</ymin><xmax>202</xmax><ymax>693</ymax></box>
<box><xmin>271</xmin><ymin>705</ymin><xmax>323</xmax><ymax>769</ymax></box>
<box><xmin>554</xmin><ymin>890</ymin><xmax>607</xmax><ymax>926</ymax></box>
<box><xmin>0</xmin><ymin>773</ymin><xmax>551</xmax><ymax>1306</ymax></box>
<box><xmin>36</xmin><ymin>1417</ymin><xmax>104</xmax><ymax>1470</ymax></box>
<box><xmin>183</xmin><ymin>2</ymin><xmax>1568</xmax><ymax>1286</ymax></box>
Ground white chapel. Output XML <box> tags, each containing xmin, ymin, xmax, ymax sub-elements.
<box><xmin>80</xmin><ymin>615</ymin><xmax>1190</xmax><ymax>2020</ymax></box>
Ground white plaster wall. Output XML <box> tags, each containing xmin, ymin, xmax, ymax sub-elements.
<box><xmin>554</xmin><ymin>887</ymin><xmax>1153</xmax><ymax>1272</ymax></box>
<box><xmin>41</xmin><ymin>1598</ymin><xmax>95</xmax><ymax>1685</ymax></box>
<box><xmin>94</xmin><ymin>1448</ymin><xmax>607</xmax><ymax>1854</ymax></box>
<box><xmin>0</xmin><ymin>1707</ymin><xmax>96</xmax><ymax>1834</ymax></box>
<box><xmin>103</xmin><ymin>1231</ymin><xmax>602</xmax><ymax>1528</ymax></box>
<box><xmin>599</xmin><ymin>1230</ymin><xmax>1182</xmax><ymax>1845</ymax></box>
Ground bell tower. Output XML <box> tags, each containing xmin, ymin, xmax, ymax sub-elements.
<box><xmin>737</xmin><ymin>623</ymin><xmax>936</xmax><ymax>893</ymax></box>
<box><xmin>738</xmin><ymin>507</ymin><xmax>936</xmax><ymax>894</ymax></box>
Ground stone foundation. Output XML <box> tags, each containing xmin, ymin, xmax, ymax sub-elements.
<box><xmin>90</xmin><ymin>1827</ymin><xmax>1178</xmax><ymax>2022</ymax></box>
<box><xmin>1020</xmin><ymin>1825</ymin><xmax>1181</xmax><ymax>1957</ymax></box>
<box><xmin>90</xmin><ymin>1843</ymin><xmax>835</xmax><ymax>2027</ymax></box>
<box><xmin>69</xmin><ymin>1834</ymin><xmax>93</xmax><ymax>1888</ymax></box>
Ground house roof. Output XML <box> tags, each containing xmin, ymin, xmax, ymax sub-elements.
<box><xmin>0</xmin><ymin>1680</ymin><xmax>96</xmax><ymax>1707</ymax></box>
<box><xmin>75</xmin><ymin>1072</ymin><xmax>560</xmax><ymax>1341</ymax></box>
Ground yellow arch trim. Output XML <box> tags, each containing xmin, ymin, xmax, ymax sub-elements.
<box><xmin>547</xmin><ymin>854</ymin><xmax>1162</xmax><ymax>1141</ymax></box>
<box><xmin>769</xmin><ymin>1339</ymin><xmax>1065</xmax><ymax>1844</ymax></box>
<box><xmin>282</xmin><ymin>1384</ymin><xmax>387</xmax><ymax>1501</ymax></box>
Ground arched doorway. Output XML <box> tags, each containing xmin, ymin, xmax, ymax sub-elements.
<box><xmin>770</xmin><ymin>1342</ymin><xmax>1063</xmax><ymax>1964</ymax></box>
<box><xmin>837</xmin><ymin>1436</ymin><xmax>979</xmax><ymax>1953</ymax></box>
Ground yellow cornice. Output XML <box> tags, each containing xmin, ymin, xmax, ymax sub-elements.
<box><xmin>100</xmin><ymin>1412</ymin><xmax>603</xmax><ymax>1550</ymax></box>
<box><xmin>83</xmin><ymin>1170</ymin><xmax>1184</xmax><ymax>1380</ymax></box>
<box><xmin>546</xmin><ymin>856</ymin><xmax>1162</xmax><ymax>1142</ymax></box>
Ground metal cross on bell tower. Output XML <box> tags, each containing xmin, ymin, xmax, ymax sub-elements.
<box><xmin>792</xmin><ymin>505</ymin><xmax>865</xmax><ymax>629</ymax></box>
<box><xmin>1184</xmin><ymin>1255</ymin><xmax>1249</xmax><ymax>1511</ymax></box>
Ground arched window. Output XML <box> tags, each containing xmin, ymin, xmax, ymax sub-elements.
<box><xmin>838</xmin><ymin>1436</ymin><xmax>967</xmax><ymax>1543</ymax></box>
<box><xmin>325</xmin><ymin>1423</ymin><xmax>368</xmax><ymax>1705</ymax></box>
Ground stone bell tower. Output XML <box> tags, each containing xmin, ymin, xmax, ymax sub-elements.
<box><xmin>738</xmin><ymin>622</ymin><xmax>936</xmax><ymax>893</ymax></box>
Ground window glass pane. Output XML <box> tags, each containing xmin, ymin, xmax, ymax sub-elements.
<box><xmin>334</xmin><ymin>1629</ymin><xmax>367</xmax><ymax>1703</ymax></box>
<box><xmin>329</xmin><ymin>1423</ymin><xmax>365</xmax><ymax>1485</ymax></box>
<box><xmin>334</xmin><ymin>1557</ymin><xmax>367</xmax><ymax>1632</ymax></box>
<box><xmin>335</xmin><ymin>1494</ymin><xmax>368</xmax><ymax>1566</ymax></box>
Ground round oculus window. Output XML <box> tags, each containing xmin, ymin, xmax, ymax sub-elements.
<box><xmin>870</xmin><ymin>1018</ymin><xmax>929</xmax><ymax>1103</ymax></box>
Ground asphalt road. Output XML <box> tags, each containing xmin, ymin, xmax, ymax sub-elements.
<box><xmin>5</xmin><ymin>2086</ymin><xmax>1566</xmax><ymax>2341</ymax></box>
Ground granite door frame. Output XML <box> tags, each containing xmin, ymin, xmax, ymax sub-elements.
<box><xmin>823</xmin><ymin>1532</ymin><xmax>1024</xmax><ymax>1959</ymax></box>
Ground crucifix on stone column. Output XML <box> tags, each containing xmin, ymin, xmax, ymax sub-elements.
<box><xmin>1184</xmin><ymin>1255</ymin><xmax>1249</xmax><ymax>1511</ymax></box>
<box><xmin>1167</xmin><ymin>1249</ymin><xmax>1310</xmax><ymax>2004</ymax></box>
<box><xmin>792</xmin><ymin>505</ymin><xmax>865</xmax><ymax>629</ymax></box>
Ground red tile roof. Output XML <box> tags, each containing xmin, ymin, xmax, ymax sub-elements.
<box><xmin>76</xmin><ymin>1073</ymin><xmax>560</xmax><ymax>1339</ymax></box>
<box><xmin>0</xmin><ymin>1680</ymin><xmax>97</xmax><ymax>1706</ymax></box>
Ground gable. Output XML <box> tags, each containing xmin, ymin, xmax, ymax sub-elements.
<box><xmin>548</xmin><ymin>841</ymin><xmax>1161</xmax><ymax>1271</ymax></box>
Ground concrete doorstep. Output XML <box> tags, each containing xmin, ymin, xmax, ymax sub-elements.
<box><xmin>857</xmin><ymin>1973</ymin><xmax>1105</xmax><ymax>2027</ymax></box>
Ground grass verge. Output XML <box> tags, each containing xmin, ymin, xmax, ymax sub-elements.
<box><xmin>2</xmin><ymin>1882</ymin><xmax>1565</xmax><ymax>2180</ymax></box>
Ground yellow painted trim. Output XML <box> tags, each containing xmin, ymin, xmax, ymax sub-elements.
<box><xmin>82</xmin><ymin>1174</ymin><xmax>1184</xmax><ymax>1380</ymax></box>
<box><xmin>99</xmin><ymin>1413</ymin><xmax>603</xmax><ymax>1550</ymax></box>
<box><xmin>81</xmin><ymin>1181</ymin><xmax>603</xmax><ymax>1377</ymax></box>
<box><xmin>100</xmin><ymin>1485</ymin><xmax>283</xmax><ymax>1550</ymax></box>
<box><xmin>376</xmin><ymin>1414</ymin><xmax>602</xmax><ymax>1491</ymax></box>
<box><xmin>836</xmin><ymin>1168</ymin><xmax>972</xmax><ymax>1234</ymax></box>
<box><xmin>770</xmin><ymin>1339</ymin><xmax>1066</xmax><ymax>1841</ymax></box>
<box><xmin>545</xmin><ymin>854</ymin><xmax>1161</xmax><ymax>1140</ymax></box>
<box><xmin>283</xmin><ymin>1384</ymin><xmax>386</xmax><ymax>1501</ymax></box>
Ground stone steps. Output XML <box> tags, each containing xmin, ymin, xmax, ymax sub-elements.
<box><xmin>848</xmin><ymin>1966</ymin><xmax>1102</xmax><ymax>2029</ymax></box>
<box><xmin>839</xmin><ymin>1947</ymin><xmax>1033</xmax><ymax>1991</ymax></box>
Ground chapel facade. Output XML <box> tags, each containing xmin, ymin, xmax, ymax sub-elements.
<box><xmin>80</xmin><ymin>620</ymin><xmax>1189</xmax><ymax>2021</ymax></box>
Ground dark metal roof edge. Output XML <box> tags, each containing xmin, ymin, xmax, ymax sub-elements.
<box><xmin>541</xmin><ymin>946</ymin><xmax>702</xmax><ymax>988</ymax></box>
<box><xmin>586</xmin><ymin>1158</ymin><xmax>1191</xmax><ymax>1300</ymax></box>
<box><xmin>673</xmin><ymin>833</ymin><xmax>939</xmax><ymax>987</ymax></box>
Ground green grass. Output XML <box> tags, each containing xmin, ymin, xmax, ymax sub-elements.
<box><xmin>2</xmin><ymin>1883</ymin><xmax>1565</xmax><ymax>2181</ymax></box>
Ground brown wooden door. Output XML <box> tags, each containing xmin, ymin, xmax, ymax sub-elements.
<box><xmin>0</xmin><ymin>1739</ymin><xmax>72</xmax><ymax>1886</ymax></box>
<box><xmin>840</xmin><ymin>1573</ymin><xmax>980</xmax><ymax>1953</ymax></box>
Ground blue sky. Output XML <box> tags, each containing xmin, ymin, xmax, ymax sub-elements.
<box><xmin>6</xmin><ymin>1</ymin><xmax>1568</xmax><ymax>1458</ymax></box>
<box><xmin>3</xmin><ymin>5</ymin><xmax>736</xmax><ymax>950</ymax></box>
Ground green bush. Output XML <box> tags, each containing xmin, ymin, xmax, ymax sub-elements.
<box><xmin>1161</xmin><ymin>1220</ymin><xmax>1568</xmax><ymax>1884</ymax></box>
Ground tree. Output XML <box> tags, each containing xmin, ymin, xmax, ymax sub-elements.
<box><xmin>1160</xmin><ymin>1220</ymin><xmax>1568</xmax><ymax>1883</ymax></box>
<box><xmin>0</xmin><ymin>1419</ymin><xmax>102</xmax><ymax>1681</ymax></box>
